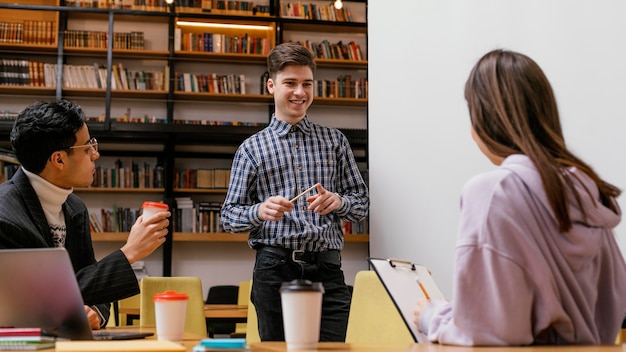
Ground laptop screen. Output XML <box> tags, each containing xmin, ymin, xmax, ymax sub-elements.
<box><xmin>0</xmin><ymin>247</ymin><xmax>94</xmax><ymax>340</ymax></box>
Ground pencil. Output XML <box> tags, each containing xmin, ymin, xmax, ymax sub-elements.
<box><xmin>417</xmin><ymin>278</ymin><xmax>430</xmax><ymax>300</ymax></box>
<box><xmin>290</xmin><ymin>184</ymin><xmax>319</xmax><ymax>203</ymax></box>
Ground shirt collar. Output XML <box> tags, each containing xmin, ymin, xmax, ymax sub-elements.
<box><xmin>270</xmin><ymin>115</ymin><xmax>312</xmax><ymax>137</ymax></box>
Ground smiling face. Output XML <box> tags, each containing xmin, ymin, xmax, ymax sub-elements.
<box><xmin>267</xmin><ymin>65</ymin><xmax>314</xmax><ymax>125</ymax></box>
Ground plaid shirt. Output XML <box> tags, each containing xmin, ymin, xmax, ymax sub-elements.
<box><xmin>221</xmin><ymin>116</ymin><xmax>369</xmax><ymax>251</ymax></box>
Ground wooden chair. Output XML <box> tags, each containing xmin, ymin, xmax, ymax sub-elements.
<box><xmin>345</xmin><ymin>270</ymin><xmax>414</xmax><ymax>344</ymax></box>
<box><xmin>205</xmin><ymin>285</ymin><xmax>239</xmax><ymax>337</ymax></box>
<box><xmin>244</xmin><ymin>280</ymin><xmax>260</xmax><ymax>345</ymax></box>
<box><xmin>139</xmin><ymin>277</ymin><xmax>207</xmax><ymax>337</ymax></box>
<box><xmin>118</xmin><ymin>294</ymin><xmax>140</xmax><ymax>326</ymax></box>
<box><xmin>231</xmin><ymin>280</ymin><xmax>251</xmax><ymax>338</ymax></box>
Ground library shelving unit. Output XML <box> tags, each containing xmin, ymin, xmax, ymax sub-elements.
<box><xmin>0</xmin><ymin>0</ymin><xmax>369</xmax><ymax>276</ymax></box>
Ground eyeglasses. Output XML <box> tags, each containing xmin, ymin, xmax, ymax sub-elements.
<box><xmin>67</xmin><ymin>137</ymin><xmax>98</xmax><ymax>153</ymax></box>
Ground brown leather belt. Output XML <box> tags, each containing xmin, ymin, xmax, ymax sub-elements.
<box><xmin>257</xmin><ymin>246</ymin><xmax>341</xmax><ymax>265</ymax></box>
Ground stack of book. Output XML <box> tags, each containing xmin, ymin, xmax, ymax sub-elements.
<box><xmin>0</xmin><ymin>328</ymin><xmax>59</xmax><ymax>350</ymax></box>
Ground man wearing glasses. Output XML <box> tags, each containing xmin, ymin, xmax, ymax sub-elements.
<box><xmin>0</xmin><ymin>100</ymin><xmax>171</xmax><ymax>329</ymax></box>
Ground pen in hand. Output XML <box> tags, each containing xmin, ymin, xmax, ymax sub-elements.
<box><xmin>290</xmin><ymin>184</ymin><xmax>319</xmax><ymax>203</ymax></box>
<box><xmin>417</xmin><ymin>278</ymin><xmax>430</xmax><ymax>300</ymax></box>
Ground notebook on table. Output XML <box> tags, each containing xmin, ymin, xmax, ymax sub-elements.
<box><xmin>368</xmin><ymin>257</ymin><xmax>446</xmax><ymax>343</ymax></box>
<box><xmin>0</xmin><ymin>247</ymin><xmax>152</xmax><ymax>341</ymax></box>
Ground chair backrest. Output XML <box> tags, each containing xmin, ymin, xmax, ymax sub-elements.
<box><xmin>205</xmin><ymin>285</ymin><xmax>239</xmax><ymax>304</ymax></box>
<box><xmin>231</xmin><ymin>280</ymin><xmax>252</xmax><ymax>337</ymax></box>
<box><xmin>205</xmin><ymin>285</ymin><xmax>239</xmax><ymax>336</ymax></box>
<box><xmin>237</xmin><ymin>280</ymin><xmax>251</xmax><ymax>306</ymax></box>
<box><xmin>345</xmin><ymin>271</ymin><xmax>414</xmax><ymax>344</ymax></box>
<box><xmin>244</xmin><ymin>280</ymin><xmax>260</xmax><ymax>345</ymax></box>
<box><xmin>139</xmin><ymin>277</ymin><xmax>207</xmax><ymax>337</ymax></box>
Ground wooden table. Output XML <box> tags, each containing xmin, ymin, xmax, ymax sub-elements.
<box><xmin>43</xmin><ymin>332</ymin><xmax>626</xmax><ymax>352</ymax></box>
<box><xmin>203</xmin><ymin>304</ymin><xmax>248</xmax><ymax>319</ymax></box>
<box><xmin>250</xmin><ymin>342</ymin><xmax>626</xmax><ymax>352</ymax></box>
<box><xmin>118</xmin><ymin>304</ymin><xmax>248</xmax><ymax>320</ymax></box>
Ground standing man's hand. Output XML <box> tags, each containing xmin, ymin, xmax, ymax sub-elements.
<box><xmin>306</xmin><ymin>184</ymin><xmax>342</xmax><ymax>215</ymax></box>
<box><xmin>259</xmin><ymin>196</ymin><xmax>293</xmax><ymax>221</ymax></box>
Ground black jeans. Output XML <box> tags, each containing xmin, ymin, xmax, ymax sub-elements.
<box><xmin>251</xmin><ymin>248</ymin><xmax>352</xmax><ymax>342</ymax></box>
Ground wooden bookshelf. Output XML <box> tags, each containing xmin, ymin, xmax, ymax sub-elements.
<box><xmin>0</xmin><ymin>0</ymin><xmax>369</xmax><ymax>279</ymax></box>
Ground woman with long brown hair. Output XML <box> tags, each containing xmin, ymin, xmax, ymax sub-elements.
<box><xmin>414</xmin><ymin>49</ymin><xmax>626</xmax><ymax>345</ymax></box>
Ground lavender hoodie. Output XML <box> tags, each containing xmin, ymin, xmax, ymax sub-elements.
<box><xmin>419</xmin><ymin>154</ymin><xmax>626</xmax><ymax>345</ymax></box>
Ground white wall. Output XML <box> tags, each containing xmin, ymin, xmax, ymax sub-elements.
<box><xmin>368</xmin><ymin>0</ymin><xmax>626</xmax><ymax>297</ymax></box>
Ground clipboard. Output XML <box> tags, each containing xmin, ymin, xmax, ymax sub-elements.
<box><xmin>368</xmin><ymin>257</ymin><xmax>446</xmax><ymax>343</ymax></box>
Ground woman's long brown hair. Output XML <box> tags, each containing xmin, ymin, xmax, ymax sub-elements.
<box><xmin>465</xmin><ymin>49</ymin><xmax>621</xmax><ymax>232</ymax></box>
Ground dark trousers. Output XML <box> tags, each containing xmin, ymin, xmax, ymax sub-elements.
<box><xmin>251</xmin><ymin>248</ymin><xmax>352</xmax><ymax>342</ymax></box>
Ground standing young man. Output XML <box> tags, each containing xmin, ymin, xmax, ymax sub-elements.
<box><xmin>221</xmin><ymin>42</ymin><xmax>369</xmax><ymax>341</ymax></box>
<box><xmin>0</xmin><ymin>100</ymin><xmax>171</xmax><ymax>329</ymax></box>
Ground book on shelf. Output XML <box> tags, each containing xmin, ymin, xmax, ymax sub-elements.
<box><xmin>197</xmin><ymin>201</ymin><xmax>223</xmax><ymax>233</ymax></box>
<box><xmin>175</xmin><ymin>197</ymin><xmax>195</xmax><ymax>233</ymax></box>
<box><xmin>280</xmin><ymin>2</ymin><xmax>353</xmax><ymax>22</ymax></box>
<box><xmin>95</xmin><ymin>206</ymin><xmax>140</xmax><ymax>232</ymax></box>
<box><xmin>213</xmin><ymin>168</ymin><xmax>230</xmax><ymax>189</ymax></box>
<box><xmin>89</xmin><ymin>213</ymin><xmax>103</xmax><ymax>233</ymax></box>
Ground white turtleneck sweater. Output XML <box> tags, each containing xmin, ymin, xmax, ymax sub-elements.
<box><xmin>22</xmin><ymin>167</ymin><xmax>106</xmax><ymax>327</ymax></box>
<box><xmin>22</xmin><ymin>168</ymin><xmax>72</xmax><ymax>247</ymax></box>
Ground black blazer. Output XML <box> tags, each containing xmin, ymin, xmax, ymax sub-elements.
<box><xmin>0</xmin><ymin>168</ymin><xmax>140</xmax><ymax>324</ymax></box>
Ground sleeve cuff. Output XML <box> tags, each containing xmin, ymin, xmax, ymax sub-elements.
<box><xmin>91</xmin><ymin>305</ymin><xmax>107</xmax><ymax>329</ymax></box>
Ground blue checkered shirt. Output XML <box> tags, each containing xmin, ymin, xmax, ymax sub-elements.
<box><xmin>221</xmin><ymin>115</ymin><xmax>369</xmax><ymax>251</ymax></box>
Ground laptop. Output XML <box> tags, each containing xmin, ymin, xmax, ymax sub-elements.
<box><xmin>368</xmin><ymin>257</ymin><xmax>446</xmax><ymax>343</ymax></box>
<box><xmin>0</xmin><ymin>247</ymin><xmax>152</xmax><ymax>340</ymax></box>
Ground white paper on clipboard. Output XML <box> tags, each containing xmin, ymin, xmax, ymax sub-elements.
<box><xmin>368</xmin><ymin>257</ymin><xmax>446</xmax><ymax>343</ymax></box>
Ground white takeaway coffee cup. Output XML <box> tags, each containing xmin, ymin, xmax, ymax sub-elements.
<box><xmin>141</xmin><ymin>201</ymin><xmax>169</xmax><ymax>219</ymax></box>
<box><xmin>153</xmin><ymin>291</ymin><xmax>188</xmax><ymax>342</ymax></box>
<box><xmin>280</xmin><ymin>279</ymin><xmax>325</xmax><ymax>350</ymax></box>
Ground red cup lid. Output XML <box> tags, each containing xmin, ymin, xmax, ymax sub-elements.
<box><xmin>153</xmin><ymin>291</ymin><xmax>188</xmax><ymax>302</ymax></box>
<box><xmin>142</xmin><ymin>201</ymin><xmax>169</xmax><ymax>210</ymax></box>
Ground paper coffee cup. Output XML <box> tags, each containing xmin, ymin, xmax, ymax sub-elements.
<box><xmin>142</xmin><ymin>201</ymin><xmax>169</xmax><ymax>219</ymax></box>
<box><xmin>280</xmin><ymin>280</ymin><xmax>325</xmax><ymax>350</ymax></box>
<box><xmin>153</xmin><ymin>291</ymin><xmax>188</xmax><ymax>342</ymax></box>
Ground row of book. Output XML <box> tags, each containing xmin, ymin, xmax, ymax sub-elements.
<box><xmin>64</xmin><ymin>30</ymin><xmax>145</xmax><ymax>50</ymax></box>
<box><xmin>175</xmin><ymin>72</ymin><xmax>246</xmax><ymax>94</ymax></box>
<box><xmin>0</xmin><ymin>61</ymin><xmax>365</xmax><ymax>98</ymax></box>
<box><xmin>174</xmin><ymin>168</ymin><xmax>231</xmax><ymax>189</ymax></box>
<box><xmin>91</xmin><ymin>161</ymin><xmax>165</xmax><ymax>189</ymax></box>
<box><xmin>176</xmin><ymin>0</ymin><xmax>271</xmax><ymax>15</ymax></box>
<box><xmin>0</xmin><ymin>60</ymin><xmax>169</xmax><ymax>91</ymax></box>
<box><xmin>61</xmin><ymin>63</ymin><xmax>169</xmax><ymax>91</ymax></box>
<box><xmin>91</xmin><ymin>206</ymin><xmax>140</xmax><ymax>232</ymax></box>
<box><xmin>65</xmin><ymin>0</ymin><xmax>169</xmax><ymax>10</ymax></box>
<box><xmin>0</xmin><ymin>111</ymin><xmax>18</xmax><ymax>120</ymax></box>
<box><xmin>281</xmin><ymin>2</ymin><xmax>353</xmax><ymax>22</ymax></box>
<box><xmin>175</xmin><ymin>198</ymin><xmax>224</xmax><ymax>233</ymax></box>
<box><xmin>177</xmin><ymin>30</ymin><xmax>272</xmax><ymax>55</ymax></box>
<box><xmin>88</xmin><ymin>199</ymin><xmax>224</xmax><ymax>233</ymax></box>
<box><xmin>63</xmin><ymin>0</ymin><xmax>269</xmax><ymax>15</ymax></box>
<box><xmin>0</xmin><ymin>59</ymin><xmax>47</xmax><ymax>87</ymax></box>
<box><xmin>0</xmin><ymin>21</ymin><xmax>56</xmax><ymax>46</ymax></box>
<box><xmin>89</xmin><ymin>202</ymin><xmax>369</xmax><ymax>234</ymax></box>
<box><xmin>0</xmin><ymin>159</ymin><xmax>19</xmax><ymax>185</ymax></box>
<box><xmin>298</xmin><ymin>39</ymin><xmax>364</xmax><ymax>61</ymax></box>
<box><xmin>315</xmin><ymin>75</ymin><xmax>368</xmax><ymax>99</ymax></box>
<box><xmin>173</xmin><ymin>198</ymin><xmax>369</xmax><ymax>235</ymax></box>
<box><xmin>171</xmin><ymin>119</ymin><xmax>267</xmax><ymax>126</ymax></box>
